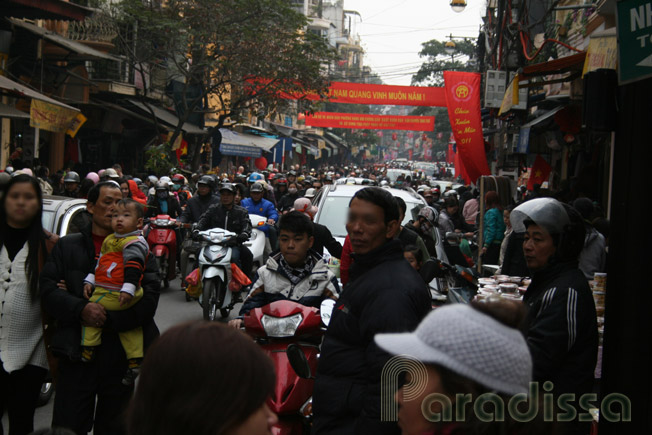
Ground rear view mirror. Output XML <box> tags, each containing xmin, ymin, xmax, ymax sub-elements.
<box><xmin>320</xmin><ymin>299</ymin><xmax>336</xmax><ymax>326</ymax></box>
<box><xmin>287</xmin><ymin>344</ymin><xmax>313</xmax><ymax>379</ymax></box>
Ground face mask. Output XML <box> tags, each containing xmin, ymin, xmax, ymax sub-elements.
<box><xmin>172</xmin><ymin>184</ymin><xmax>181</xmax><ymax>191</ymax></box>
<box><xmin>288</xmin><ymin>188</ymin><xmax>298</xmax><ymax>194</ymax></box>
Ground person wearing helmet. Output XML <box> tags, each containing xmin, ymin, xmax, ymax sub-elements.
<box><xmin>196</xmin><ymin>183</ymin><xmax>252</xmax><ymax>273</ymax></box>
<box><xmin>103</xmin><ymin>168</ymin><xmax>120</xmax><ymax>181</ymax></box>
<box><xmin>273</xmin><ymin>178</ymin><xmax>288</xmax><ymax>201</ymax></box>
<box><xmin>286</xmin><ymin>170</ymin><xmax>297</xmax><ymax>185</ymax></box>
<box><xmin>241</xmin><ymin>182</ymin><xmax>279</xmax><ymax>250</ymax></box>
<box><xmin>405</xmin><ymin>206</ymin><xmax>439</xmax><ymax>258</ymax></box>
<box><xmin>63</xmin><ymin>171</ymin><xmax>81</xmax><ymax>198</ymax></box>
<box><xmin>277</xmin><ymin>181</ymin><xmax>299</xmax><ymax>214</ymax></box>
<box><xmin>511</xmin><ymin>198</ymin><xmax>597</xmax><ymax>434</ymax></box>
<box><xmin>171</xmin><ymin>174</ymin><xmax>192</xmax><ymax>209</ymax></box>
<box><xmin>146</xmin><ymin>180</ymin><xmax>181</xmax><ymax>219</ymax></box>
<box><xmin>247</xmin><ymin>172</ymin><xmax>264</xmax><ymax>185</ymax></box>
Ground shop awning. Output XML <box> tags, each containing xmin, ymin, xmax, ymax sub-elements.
<box><xmin>521</xmin><ymin>52</ymin><xmax>587</xmax><ymax>78</ymax></box>
<box><xmin>8</xmin><ymin>18</ymin><xmax>122</xmax><ymax>62</ymax></box>
<box><xmin>517</xmin><ymin>106</ymin><xmax>565</xmax><ymax>153</ymax></box>
<box><xmin>218</xmin><ymin>128</ymin><xmax>280</xmax><ymax>157</ymax></box>
<box><xmin>0</xmin><ymin>75</ymin><xmax>80</xmax><ymax>111</ymax></box>
<box><xmin>0</xmin><ymin>102</ymin><xmax>30</xmax><ymax>119</ymax></box>
<box><xmin>128</xmin><ymin>99</ymin><xmax>206</xmax><ymax>135</ymax></box>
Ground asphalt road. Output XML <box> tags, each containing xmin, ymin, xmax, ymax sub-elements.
<box><xmin>3</xmin><ymin>277</ymin><xmax>242</xmax><ymax>434</ymax></box>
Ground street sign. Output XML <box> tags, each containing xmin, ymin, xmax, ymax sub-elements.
<box><xmin>617</xmin><ymin>0</ymin><xmax>652</xmax><ymax>84</ymax></box>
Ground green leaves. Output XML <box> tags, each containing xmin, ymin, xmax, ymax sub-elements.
<box><xmin>412</xmin><ymin>38</ymin><xmax>478</xmax><ymax>86</ymax></box>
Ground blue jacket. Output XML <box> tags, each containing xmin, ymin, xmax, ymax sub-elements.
<box><xmin>483</xmin><ymin>207</ymin><xmax>506</xmax><ymax>247</ymax></box>
<box><xmin>241</xmin><ymin>197</ymin><xmax>278</xmax><ymax>235</ymax></box>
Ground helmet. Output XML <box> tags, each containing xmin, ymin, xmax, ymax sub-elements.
<box><xmin>277</xmin><ymin>178</ymin><xmax>287</xmax><ymax>185</ymax></box>
<box><xmin>147</xmin><ymin>175</ymin><xmax>158</xmax><ymax>185</ymax></box>
<box><xmin>155</xmin><ymin>180</ymin><xmax>169</xmax><ymax>191</ymax></box>
<box><xmin>133</xmin><ymin>177</ymin><xmax>142</xmax><ymax>184</ymax></box>
<box><xmin>248</xmin><ymin>172</ymin><xmax>264</xmax><ymax>183</ymax></box>
<box><xmin>197</xmin><ymin>175</ymin><xmax>214</xmax><ymax>188</ymax></box>
<box><xmin>443</xmin><ymin>195</ymin><xmax>459</xmax><ymax>208</ymax></box>
<box><xmin>219</xmin><ymin>183</ymin><xmax>235</xmax><ymax>193</ymax></box>
<box><xmin>249</xmin><ymin>182</ymin><xmax>264</xmax><ymax>193</ymax></box>
<box><xmin>104</xmin><ymin>168</ymin><xmax>119</xmax><ymax>179</ymax></box>
<box><xmin>0</xmin><ymin>172</ymin><xmax>11</xmax><ymax>187</ymax></box>
<box><xmin>85</xmin><ymin>172</ymin><xmax>99</xmax><ymax>184</ymax></box>
<box><xmin>287</xmin><ymin>170</ymin><xmax>297</xmax><ymax>177</ymax></box>
<box><xmin>418</xmin><ymin>206</ymin><xmax>439</xmax><ymax>227</ymax></box>
<box><xmin>511</xmin><ymin>198</ymin><xmax>585</xmax><ymax>263</ymax></box>
<box><xmin>172</xmin><ymin>174</ymin><xmax>185</xmax><ymax>184</ymax></box>
<box><xmin>64</xmin><ymin>171</ymin><xmax>81</xmax><ymax>183</ymax></box>
<box><xmin>160</xmin><ymin>176</ymin><xmax>172</xmax><ymax>186</ymax></box>
<box><xmin>380</xmin><ymin>180</ymin><xmax>389</xmax><ymax>187</ymax></box>
<box><xmin>5</xmin><ymin>166</ymin><xmax>14</xmax><ymax>175</ymax></box>
<box><xmin>304</xmin><ymin>188</ymin><xmax>317</xmax><ymax>198</ymax></box>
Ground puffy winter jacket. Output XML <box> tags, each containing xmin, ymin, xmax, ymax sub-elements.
<box><xmin>196</xmin><ymin>203</ymin><xmax>252</xmax><ymax>244</ymax></box>
<box><xmin>240</xmin><ymin>197</ymin><xmax>278</xmax><ymax>235</ymax></box>
<box><xmin>40</xmin><ymin>223</ymin><xmax>160</xmax><ymax>361</ymax></box>
<box><xmin>239</xmin><ymin>251</ymin><xmax>339</xmax><ymax>315</ymax></box>
<box><xmin>312</xmin><ymin>240</ymin><xmax>431</xmax><ymax>435</ymax></box>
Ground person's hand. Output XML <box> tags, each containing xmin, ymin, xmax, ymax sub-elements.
<box><xmin>228</xmin><ymin>319</ymin><xmax>244</xmax><ymax>329</ymax></box>
<box><xmin>57</xmin><ymin>280</ymin><xmax>68</xmax><ymax>291</ymax></box>
<box><xmin>81</xmin><ymin>303</ymin><xmax>106</xmax><ymax>327</ymax></box>
<box><xmin>119</xmin><ymin>292</ymin><xmax>134</xmax><ymax>307</ymax></box>
<box><xmin>481</xmin><ymin>247</ymin><xmax>488</xmax><ymax>255</ymax></box>
<box><xmin>267</xmin><ymin>218</ymin><xmax>275</xmax><ymax>225</ymax></box>
<box><xmin>83</xmin><ymin>283</ymin><xmax>93</xmax><ymax>299</ymax></box>
<box><xmin>464</xmin><ymin>232</ymin><xmax>474</xmax><ymax>239</ymax></box>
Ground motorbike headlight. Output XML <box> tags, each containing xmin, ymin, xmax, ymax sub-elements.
<box><xmin>261</xmin><ymin>313</ymin><xmax>303</xmax><ymax>338</ymax></box>
<box><xmin>208</xmin><ymin>232</ymin><xmax>225</xmax><ymax>243</ymax></box>
<box><xmin>155</xmin><ymin>219</ymin><xmax>168</xmax><ymax>226</ymax></box>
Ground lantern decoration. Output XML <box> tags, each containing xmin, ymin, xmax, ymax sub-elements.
<box><xmin>254</xmin><ymin>156</ymin><xmax>268</xmax><ymax>170</ymax></box>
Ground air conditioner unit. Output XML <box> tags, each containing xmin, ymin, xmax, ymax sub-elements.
<box><xmin>484</xmin><ymin>70</ymin><xmax>508</xmax><ymax>108</ymax></box>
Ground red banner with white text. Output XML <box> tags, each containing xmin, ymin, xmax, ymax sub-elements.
<box><xmin>305</xmin><ymin>112</ymin><xmax>435</xmax><ymax>131</ymax></box>
<box><xmin>443</xmin><ymin>71</ymin><xmax>490</xmax><ymax>183</ymax></box>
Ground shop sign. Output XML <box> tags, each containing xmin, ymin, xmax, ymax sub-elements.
<box><xmin>617</xmin><ymin>0</ymin><xmax>652</xmax><ymax>83</ymax></box>
<box><xmin>582</xmin><ymin>34</ymin><xmax>618</xmax><ymax>76</ymax></box>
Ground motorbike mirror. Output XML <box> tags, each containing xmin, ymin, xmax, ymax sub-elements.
<box><xmin>320</xmin><ymin>299</ymin><xmax>336</xmax><ymax>327</ymax></box>
<box><xmin>286</xmin><ymin>344</ymin><xmax>313</xmax><ymax>380</ymax></box>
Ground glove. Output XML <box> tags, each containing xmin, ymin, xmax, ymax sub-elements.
<box><xmin>192</xmin><ymin>230</ymin><xmax>200</xmax><ymax>240</ymax></box>
<box><xmin>236</xmin><ymin>234</ymin><xmax>249</xmax><ymax>244</ymax></box>
<box><xmin>225</xmin><ymin>238</ymin><xmax>239</xmax><ymax>247</ymax></box>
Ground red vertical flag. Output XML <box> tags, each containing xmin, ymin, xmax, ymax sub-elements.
<box><xmin>527</xmin><ymin>155</ymin><xmax>552</xmax><ymax>190</ymax></box>
<box><xmin>447</xmin><ymin>143</ymin><xmax>454</xmax><ymax>164</ymax></box>
<box><xmin>443</xmin><ymin>71</ymin><xmax>490</xmax><ymax>183</ymax></box>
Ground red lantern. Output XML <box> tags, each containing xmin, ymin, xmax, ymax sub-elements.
<box><xmin>422</xmin><ymin>133</ymin><xmax>428</xmax><ymax>141</ymax></box>
<box><xmin>392</xmin><ymin>133</ymin><xmax>397</xmax><ymax>141</ymax></box>
<box><xmin>254</xmin><ymin>156</ymin><xmax>268</xmax><ymax>170</ymax></box>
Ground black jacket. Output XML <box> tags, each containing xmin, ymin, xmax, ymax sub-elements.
<box><xmin>40</xmin><ymin>224</ymin><xmax>160</xmax><ymax>361</ymax></box>
<box><xmin>522</xmin><ymin>261</ymin><xmax>598</xmax><ymax>397</ymax></box>
<box><xmin>312</xmin><ymin>240</ymin><xmax>431</xmax><ymax>435</ymax></box>
<box><xmin>312</xmin><ymin>222</ymin><xmax>343</xmax><ymax>259</ymax></box>
<box><xmin>180</xmin><ymin>193</ymin><xmax>220</xmax><ymax>223</ymax></box>
<box><xmin>278</xmin><ymin>192</ymin><xmax>299</xmax><ymax>212</ymax></box>
<box><xmin>196</xmin><ymin>203</ymin><xmax>252</xmax><ymax>244</ymax></box>
<box><xmin>501</xmin><ymin>231</ymin><xmax>529</xmax><ymax>277</ymax></box>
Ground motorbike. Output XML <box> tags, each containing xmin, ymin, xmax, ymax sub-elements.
<box><xmin>244</xmin><ymin>214</ymin><xmax>269</xmax><ymax>274</ymax></box>
<box><xmin>421</xmin><ymin>257</ymin><xmax>478</xmax><ymax>308</ymax></box>
<box><xmin>244</xmin><ymin>298</ymin><xmax>335</xmax><ymax>434</ymax></box>
<box><xmin>144</xmin><ymin>214</ymin><xmax>178</xmax><ymax>288</ymax></box>
<box><xmin>195</xmin><ymin>227</ymin><xmax>238</xmax><ymax>320</ymax></box>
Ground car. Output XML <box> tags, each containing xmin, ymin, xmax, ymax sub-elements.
<box><xmin>37</xmin><ymin>196</ymin><xmax>88</xmax><ymax>407</ymax></box>
<box><xmin>42</xmin><ymin>195</ymin><xmax>89</xmax><ymax>237</ymax></box>
<box><xmin>385</xmin><ymin>169</ymin><xmax>413</xmax><ymax>183</ymax></box>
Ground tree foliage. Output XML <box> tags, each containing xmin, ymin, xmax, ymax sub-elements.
<box><xmin>108</xmin><ymin>0</ymin><xmax>337</xmax><ymax>167</ymax></box>
<box><xmin>411</xmin><ymin>38</ymin><xmax>478</xmax><ymax>86</ymax></box>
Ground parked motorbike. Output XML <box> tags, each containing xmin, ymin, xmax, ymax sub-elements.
<box><xmin>244</xmin><ymin>214</ymin><xmax>269</xmax><ymax>275</ymax></box>
<box><xmin>144</xmin><ymin>214</ymin><xmax>178</xmax><ymax>288</ymax></box>
<box><xmin>421</xmin><ymin>257</ymin><xmax>478</xmax><ymax>308</ymax></box>
<box><xmin>195</xmin><ymin>227</ymin><xmax>238</xmax><ymax>320</ymax></box>
<box><xmin>244</xmin><ymin>299</ymin><xmax>335</xmax><ymax>434</ymax></box>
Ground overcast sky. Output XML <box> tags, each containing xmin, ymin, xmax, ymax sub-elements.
<box><xmin>343</xmin><ymin>0</ymin><xmax>485</xmax><ymax>86</ymax></box>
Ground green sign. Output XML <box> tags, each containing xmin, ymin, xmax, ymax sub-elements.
<box><xmin>617</xmin><ymin>0</ymin><xmax>652</xmax><ymax>83</ymax></box>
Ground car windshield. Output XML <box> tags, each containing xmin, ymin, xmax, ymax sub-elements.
<box><xmin>317</xmin><ymin>196</ymin><xmax>423</xmax><ymax>237</ymax></box>
<box><xmin>386</xmin><ymin>170</ymin><xmax>411</xmax><ymax>182</ymax></box>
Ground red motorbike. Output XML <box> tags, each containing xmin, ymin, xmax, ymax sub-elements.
<box><xmin>144</xmin><ymin>214</ymin><xmax>177</xmax><ymax>288</ymax></box>
<box><xmin>244</xmin><ymin>299</ymin><xmax>335</xmax><ymax>434</ymax></box>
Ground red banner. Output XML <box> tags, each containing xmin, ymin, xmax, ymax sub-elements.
<box><xmin>443</xmin><ymin>71</ymin><xmax>490</xmax><ymax>183</ymax></box>
<box><xmin>527</xmin><ymin>154</ymin><xmax>552</xmax><ymax>190</ymax></box>
<box><xmin>305</xmin><ymin>112</ymin><xmax>435</xmax><ymax>131</ymax></box>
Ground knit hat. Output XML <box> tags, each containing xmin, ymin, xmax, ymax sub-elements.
<box><xmin>375</xmin><ymin>304</ymin><xmax>532</xmax><ymax>395</ymax></box>
<box><xmin>293</xmin><ymin>197</ymin><xmax>318</xmax><ymax>220</ymax></box>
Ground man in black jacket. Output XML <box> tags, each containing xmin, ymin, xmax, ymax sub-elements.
<box><xmin>196</xmin><ymin>183</ymin><xmax>252</xmax><ymax>273</ymax></box>
<box><xmin>41</xmin><ymin>181</ymin><xmax>160</xmax><ymax>435</ymax></box>
<box><xmin>312</xmin><ymin>187</ymin><xmax>431</xmax><ymax>435</ymax></box>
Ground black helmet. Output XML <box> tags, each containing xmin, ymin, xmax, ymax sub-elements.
<box><xmin>219</xmin><ymin>183</ymin><xmax>235</xmax><ymax>193</ymax></box>
<box><xmin>197</xmin><ymin>175</ymin><xmax>214</xmax><ymax>188</ymax></box>
<box><xmin>250</xmin><ymin>182</ymin><xmax>264</xmax><ymax>193</ymax></box>
<box><xmin>64</xmin><ymin>171</ymin><xmax>81</xmax><ymax>183</ymax></box>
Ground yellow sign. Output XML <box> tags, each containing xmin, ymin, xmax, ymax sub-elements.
<box><xmin>30</xmin><ymin>99</ymin><xmax>80</xmax><ymax>133</ymax></box>
<box><xmin>66</xmin><ymin>113</ymin><xmax>87</xmax><ymax>138</ymax></box>
<box><xmin>498</xmin><ymin>74</ymin><xmax>520</xmax><ymax>116</ymax></box>
<box><xmin>582</xmin><ymin>35</ymin><xmax>617</xmax><ymax>77</ymax></box>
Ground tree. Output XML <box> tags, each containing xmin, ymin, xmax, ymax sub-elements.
<box><xmin>411</xmin><ymin>38</ymin><xmax>478</xmax><ymax>86</ymax></box>
<box><xmin>110</xmin><ymin>0</ymin><xmax>337</xmax><ymax>169</ymax></box>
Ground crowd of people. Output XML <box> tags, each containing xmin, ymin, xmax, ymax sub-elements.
<box><xmin>0</xmin><ymin>159</ymin><xmax>608</xmax><ymax>435</ymax></box>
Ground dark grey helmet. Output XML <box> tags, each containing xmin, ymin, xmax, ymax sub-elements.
<box><xmin>64</xmin><ymin>171</ymin><xmax>81</xmax><ymax>183</ymax></box>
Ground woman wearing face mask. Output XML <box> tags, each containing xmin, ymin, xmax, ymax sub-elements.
<box><xmin>277</xmin><ymin>182</ymin><xmax>299</xmax><ymax>214</ymax></box>
<box><xmin>146</xmin><ymin>180</ymin><xmax>181</xmax><ymax>219</ymax></box>
<box><xmin>1</xmin><ymin>174</ymin><xmax>57</xmax><ymax>435</ymax></box>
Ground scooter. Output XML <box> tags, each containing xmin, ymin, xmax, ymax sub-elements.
<box><xmin>244</xmin><ymin>299</ymin><xmax>335</xmax><ymax>434</ymax></box>
<box><xmin>195</xmin><ymin>227</ymin><xmax>238</xmax><ymax>320</ymax></box>
<box><xmin>245</xmin><ymin>214</ymin><xmax>269</xmax><ymax>275</ymax></box>
<box><xmin>144</xmin><ymin>214</ymin><xmax>178</xmax><ymax>288</ymax></box>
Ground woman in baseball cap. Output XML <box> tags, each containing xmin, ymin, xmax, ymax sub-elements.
<box><xmin>375</xmin><ymin>300</ymin><xmax>553</xmax><ymax>435</ymax></box>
